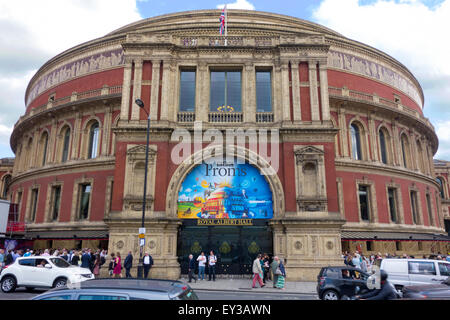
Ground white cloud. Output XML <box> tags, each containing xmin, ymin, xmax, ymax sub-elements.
<box><xmin>0</xmin><ymin>0</ymin><xmax>143</xmax><ymax>158</ymax></box>
<box><xmin>217</xmin><ymin>0</ymin><xmax>255</xmax><ymax>10</ymax></box>
<box><xmin>313</xmin><ymin>0</ymin><xmax>450</xmax><ymax>160</ymax></box>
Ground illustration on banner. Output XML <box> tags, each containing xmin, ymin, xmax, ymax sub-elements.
<box><xmin>177</xmin><ymin>162</ymin><xmax>273</xmax><ymax>219</ymax></box>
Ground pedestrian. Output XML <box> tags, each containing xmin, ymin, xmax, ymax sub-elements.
<box><xmin>262</xmin><ymin>254</ymin><xmax>270</xmax><ymax>283</ymax></box>
<box><xmin>60</xmin><ymin>250</ymin><xmax>69</xmax><ymax>261</ymax></box>
<box><xmin>23</xmin><ymin>249</ymin><xmax>31</xmax><ymax>257</ymax></box>
<box><xmin>275</xmin><ymin>259</ymin><xmax>286</xmax><ymax>290</ymax></box>
<box><xmin>188</xmin><ymin>254</ymin><xmax>197</xmax><ymax>283</ymax></box>
<box><xmin>360</xmin><ymin>254</ymin><xmax>368</xmax><ymax>272</ymax></box>
<box><xmin>71</xmin><ymin>250</ymin><xmax>80</xmax><ymax>266</ymax></box>
<box><xmin>113</xmin><ymin>252</ymin><xmax>122</xmax><ymax>278</ymax></box>
<box><xmin>108</xmin><ymin>253</ymin><xmax>116</xmax><ymax>277</ymax></box>
<box><xmin>124</xmin><ymin>251</ymin><xmax>133</xmax><ymax>278</ymax></box>
<box><xmin>81</xmin><ymin>250</ymin><xmax>91</xmax><ymax>269</ymax></box>
<box><xmin>252</xmin><ymin>254</ymin><xmax>265</xmax><ymax>288</ymax></box>
<box><xmin>0</xmin><ymin>249</ymin><xmax>4</xmax><ymax>269</ymax></box>
<box><xmin>5</xmin><ymin>250</ymin><xmax>13</xmax><ymax>266</ymax></box>
<box><xmin>197</xmin><ymin>252</ymin><xmax>206</xmax><ymax>281</ymax></box>
<box><xmin>41</xmin><ymin>249</ymin><xmax>50</xmax><ymax>256</ymax></box>
<box><xmin>143</xmin><ymin>252</ymin><xmax>153</xmax><ymax>278</ymax></box>
<box><xmin>352</xmin><ymin>252</ymin><xmax>361</xmax><ymax>269</ymax></box>
<box><xmin>93</xmin><ymin>252</ymin><xmax>101</xmax><ymax>278</ymax></box>
<box><xmin>270</xmin><ymin>256</ymin><xmax>280</xmax><ymax>288</ymax></box>
<box><xmin>208</xmin><ymin>250</ymin><xmax>217</xmax><ymax>282</ymax></box>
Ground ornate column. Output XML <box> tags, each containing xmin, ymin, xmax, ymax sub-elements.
<box><xmin>101</xmin><ymin>105</ymin><xmax>113</xmax><ymax>157</ymax></box>
<box><xmin>338</xmin><ymin>104</ymin><xmax>350</xmax><ymax>158</ymax></box>
<box><xmin>309</xmin><ymin>61</ymin><xmax>320</xmax><ymax>121</ymax></box>
<box><xmin>195</xmin><ymin>62</ymin><xmax>208</xmax><ymax>122</ymax></box>
<box><xmin>150</xmin><ymin>60</ymin><xmax>161</xmax><ymax>121</ymax></box>
<box><xmin>319</xmin><ymin>61</ymin><xmax>331</xmax><ymax>121</ymax></box>
<box><xmin>120</xmin><ymin>58</ymin><xmax>133</xmax><ymax>121</ymax></box>
<box><xmin>391</xmin><ymin>119</ymin><xmax>401</xmax><ymax>166</ymax></box>
<box><xmin>281</xmin><ymin>61</ymin><xmax>291</xmax><ymax>122</ymax></box>
<box><xmin>290</xmin><ymin>61</ymin><xmax>301</xmax><ymax>122</ymax></box>
<box><xmin>243</xmin><ymin>62</ymin><xmax>255</xmax><ymax>123</ymax></box>
<box><xmin>368</xmin><ymin>111</ymin><xmax>377</xmax><ymax>162</ymax></box>
<box><xmin>273</xmin><ymin>62</ymin><xmax>283</xmax><ymax>123</ymax></box>
<box><xmin>71</xmin><ymin>112</ymin><xmax>82</xmax><ymax>160</ymax></box>
<box><xmin>159</xmin><ymin>60</ymin><xmax>173</xmax><ymax>122</ymax></box>
<box><xmin>131</xmin><ymin>59</ymin><xmax>143</xmax><ymax>121</ymax></box>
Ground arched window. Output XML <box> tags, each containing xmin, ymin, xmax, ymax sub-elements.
<box><xmin>40</xmin><ymin>132</ymin><xmax>49</xmax><ymax>166</ymax></box>
<box><xmin>379</xmin><ymin>128</ymin><xmax>390</xmax><ymax>164</ymax></box>
<box><xmin>88</xmin><ymin>122</ymin><xmax>99</xmax><ymax>159</ymax></box>
<box><xmin>416</xmin><ymin>140</ymin><xmax>424</xmax><ymax>173</ymax></box>
<box><xmin>61</xmin><ymin>127</ymin><xmax>71</xmax><ymax>163</ymax></box>
<box><xmin>400</xmin><ymin>133</ymin><xmax>410</xmax><ymax>168</ymax></box>
<box><xmin>2</xmin><ymin>175</ymin><xmax>11</xmax><ymax>199</ymax></box>
<box><xmin>436</xmin><ymin>177</ymin><xmax>445</xmax><ymax>199</ymax></box>
<box><xmin>350</xmin><ymin>123</ymin><xmax>362</xmax><ymax>160</ymax></box>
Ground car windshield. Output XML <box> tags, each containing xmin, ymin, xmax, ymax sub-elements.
<box><xmin>50</xmin><ymin>258</ymin><xmax>70</xmax><ymax>268</ymax></box>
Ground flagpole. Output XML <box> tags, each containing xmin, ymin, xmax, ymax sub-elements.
<box><xmin>225</xmin><ymin>5</ymin><xmax>228</xmax><ymax>46</ymax></box>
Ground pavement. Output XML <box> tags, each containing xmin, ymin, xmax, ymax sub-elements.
<box><xmin>178</xmin><ymin>276</ymin><xmax>317</xmax><ymax>295</ymax></box>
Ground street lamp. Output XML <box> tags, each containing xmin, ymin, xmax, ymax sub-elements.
<box><xmin>135</xmin><ymin>98</ymin><xmax>150</xmax><ymax>279</ymax></box>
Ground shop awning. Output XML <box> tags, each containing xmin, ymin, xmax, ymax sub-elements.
<box><xmin>341</xmin><ymin>231</ymin><xmax>450</xmax><ymax>241</ymax></box>
<box><xmin>26</xmin><ymin>230</ymin><xmax>109</xmax><ymax>240</ymax></box>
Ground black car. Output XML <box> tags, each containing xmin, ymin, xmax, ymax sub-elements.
<box><xmin>317</xmin><ymin>266</ymin><xmax>370</xmax><ymax>300</ymax></box>
<box><xmin>402</xmin><ymin>277</ymin><xmax>450</xmax><ymax>299</ymax></box>
<box><xmin>32</xmin><ymin>278</ymin><xmax>199</xmax><ymax>300</ymax></box>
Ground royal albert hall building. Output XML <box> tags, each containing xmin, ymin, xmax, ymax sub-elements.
<box><xmin>5</xmin><ymin>10</ymin><xmax>450</xmax><ymax>280</ymax></box>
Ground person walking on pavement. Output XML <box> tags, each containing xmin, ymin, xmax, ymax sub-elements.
<box><xmin>252</xmin><ymin>254</ymin><xmax>265</xmax><ymax>288</ymax></box>
<box><xmin>208</xmin><ymin>250</ymin><xmax>217</xmax><ymax>282</ymax></box>
<box><xmin>92</xmin><ymin>252</ymin><xmax>101</xmax><ymax>278</ymax></box>
<box><xmin>124</xmin><ymin>251</ymin><xmax>133</xmax><ymax>278</ymax></box>
<box><xmin>275</xmin><ymin>259</ymin><xmax>286</xmax><ymax>290</ymax></box>
<box><xmin>113</xmin><ymin>252</ymin><xmax>122</xmax><ymax>278</ymax></box>
<box><xmin>0</xmin><ymin>249</ymin><xmax>4</xmax><ymax>269</ymax></box>
<box><xmin>188</xmin><ymin>254</ymin><xmax>197</xmax><ymax>283</ymax></box>
<box><xmin>108</xmin><ymin>253</ymin><xmax>116</xmax><ymax>277</ymax></box>
<box><xmin>197</xmin><ymin>252</ymin><xmax>206</xmax><ymax>281</ymax></box>
<box><xmin>143</xmin><ymin>252</ymin><xmax>153</xmax><ymax>279</ymax></box>
<box><xmin>270</xmin><ymin>256</ymin><xmax>280</xmax><ymax>288</ymax></box>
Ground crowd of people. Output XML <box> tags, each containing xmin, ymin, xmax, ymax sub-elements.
<box><xmin>342</xmin><ymin>250</ymin><xmax>450</xmax><ymax>272</ymax></box>
<box><xmin>0</xmin><ymin>248</ymin><xmax>155</xmax><ymax>279</ymax></box>
<box><xmin>186</xmin><ymin>251</ymin><xmax>287</xmax><ymax>289</ymax></box>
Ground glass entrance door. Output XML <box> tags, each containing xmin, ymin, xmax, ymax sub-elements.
<box><xmin>177</xmin><ymin>225</ymin><xmax>273</xmax><ymax>275</ymax></box>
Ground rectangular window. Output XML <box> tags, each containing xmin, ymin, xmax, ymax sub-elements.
<box><xmin>438</xmin><ymin>263</ymin><xmax>450</xmax><ymax>276</ymax></box>
<box><xmin>410</xmin><ymin>191</ymin><xmax>419</xmax><ymax>224</ymax></box>
<box><xmin>426</xmin><ymin>193</ymin><xmax>433</xmax><ymax>226</ymax></box>
<box><xmin>395</xmin><ymin>241</ymin><xmax>402</xmax><ymax>251</ymax></box>
<box><xmin>30</xmin><ymin>189</ymin><xmax>39</xmax><ymax>222</ymax></box>
<box><xmin>78</xmin><ymin>184</ymin><xmax>91</xmax><ymax>220</ymax></box>
<box><xmin>179</xmin><ymin>70</ymin><xmax>196</xmax><ymax>112</ymax></box>
<box><xmin>210</xmin><ymin>71</ymin><xmax>242</xmax><ymax>112</ymax></box>
<box><xmin>366</xmin><ymin>241</ymin><xmax>373</xmax><ymax>251</ymax></box>
<box><xmin>51</xmin><ymin>186</ymin><xmax>61</xmax><ymax>221</ymax></box>
<box><xmin>388</xmin><ymin>188</ymin><xmax>397</xmax><ymax>223</ymax></box>
<box><xmin>358</xmin><ymin>185</ymin><xmax>370</xmax><ymax>221</ymax></box>
<box><xmin>256</xmin><ymin>71</ymin><xmax>272</xmax><ymax>112</ymax></box>
<box><xmin>408</xmin><ymin>261</ymin><xmax>436</xmax><ymax>275</ymax></box>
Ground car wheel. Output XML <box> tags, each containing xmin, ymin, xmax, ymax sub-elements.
<box><xmin>322</xmin><ymin>289</ymin><xmax>339</xmax><ymax>300</ymax></box>
<box><xmin>53</xmin><ymin>278</ymin><xmax>67</xmax><ymax>288</ymax></box>
<box><xmin>1</xmin><ymin>276</ymin><xmax>17</xmax><ymax>293</ymax></box>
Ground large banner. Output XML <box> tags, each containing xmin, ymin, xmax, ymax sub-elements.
<box><xmin>177</xmin><ymin>161</ymin><xmax>273</xmax><ymax>219</ymax></box>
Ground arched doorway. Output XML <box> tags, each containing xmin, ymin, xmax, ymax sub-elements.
<box><xmin>167</xmin><ymin>146</ymin><xmax>284</xmax><ymax>275</ymax></box>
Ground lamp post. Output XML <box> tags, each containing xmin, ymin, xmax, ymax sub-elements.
<box><xmin>135</xmin><ymin>98</ymin><xmax>150</xmax><ymax>279</ymax></box>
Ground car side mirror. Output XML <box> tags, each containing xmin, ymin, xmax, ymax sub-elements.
<box><xmin>45</xmin><ymin>264</ymin><xmax>52</xmax><ymax>269</ymax></box>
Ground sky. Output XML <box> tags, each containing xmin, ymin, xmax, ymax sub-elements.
<box><xmin>0</xmin><ymin>0</ymin><xmax>449</xmax><ymax>160</ymax></box>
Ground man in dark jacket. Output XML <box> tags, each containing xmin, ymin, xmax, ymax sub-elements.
<box><xmin>188</xmin><ymin>254</ymin><xmax>197</xmax><ymax>283</ymax></box>
<box><xmin>124</xmin><ymin>251</ymin><xmax>133</xmax><ymax>278</ymax></box>
<box><xmin>80</xmin><ymin>250</ymin><xmax>91</xmax><ymax>269</ymax></box>
<box><xmin>356</xmin><ymin>270</ymin><xmax>397</xmax><ymax>300</ymax></box>
<box><xmin>5</xmin><ymin>250</ymin><xmax>13</xmax><ymax>266</ymax></box>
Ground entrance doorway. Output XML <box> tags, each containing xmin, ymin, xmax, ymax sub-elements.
<box><xmin>177</xmin><ymin>224</ymin><xmax>273</xmax><ymax>275</ymax></box>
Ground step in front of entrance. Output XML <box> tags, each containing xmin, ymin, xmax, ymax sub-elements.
<box><xmin>180</xmin><ymin>274</ymin><xmax>253</xmax><ymax>280</ymax></box>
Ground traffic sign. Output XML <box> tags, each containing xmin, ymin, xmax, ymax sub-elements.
<box><xmin>138</xmin><ymin>234</ymin><xmax>145</xmax><ymax>239</ymax></box>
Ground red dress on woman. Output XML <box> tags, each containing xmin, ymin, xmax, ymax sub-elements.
<box><xmin>113</xmin><ymin>256</ymin><xmax>122</xmax><ymax>275</ymax></box>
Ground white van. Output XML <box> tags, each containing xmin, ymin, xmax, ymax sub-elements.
<box><xmin>373</xmin><ymin>258</ymin><xmax>450</xmax><ymax>290</ymax></box>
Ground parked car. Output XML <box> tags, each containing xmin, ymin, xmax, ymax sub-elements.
<box><xmin>0</xmin><ymin>256</ymin><xmax>94</xmax><ymax>293</ymax></box>
<box><xmin>402</xmin><ymin>276</ymin><xmax>450</xmax><ymax>299</ymax></box>
<box><xmin>317</xmin><ymin>266</ymin><xmax>370</xmax><ymax>300</ymax></box>
<box><xmin>32</xmin><ymin>278</ymin><xmax>199</xmax><ymax>300</ymax></box>
<box><xmin>373</xmin><ymin>259</ymin><xmax>450</xmax><ymax>291</ymax></box>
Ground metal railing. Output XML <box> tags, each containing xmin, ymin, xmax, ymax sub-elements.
<box><xmin>208</xmin><ymin>112</ymin><xmax>243</xmax><ymax>123</ymax></box>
